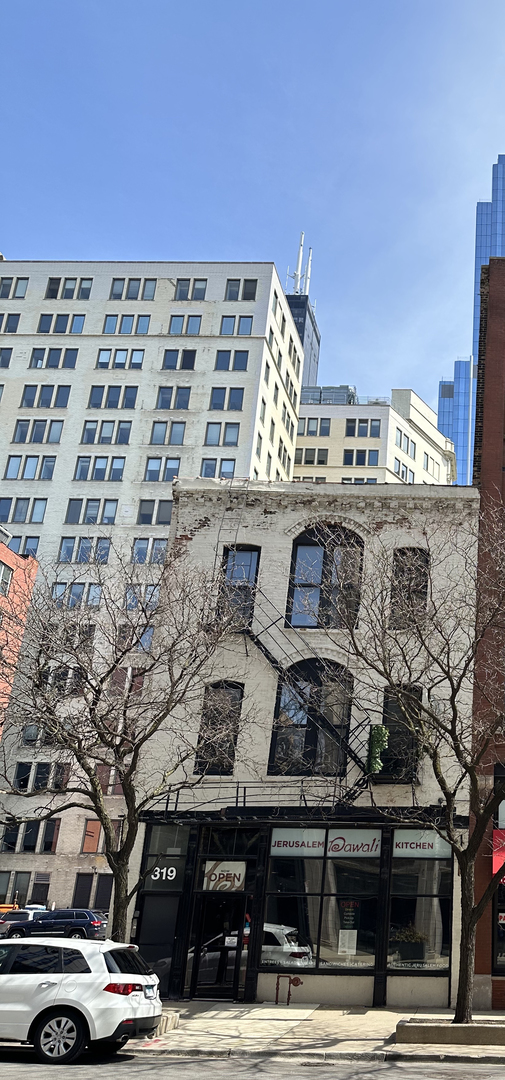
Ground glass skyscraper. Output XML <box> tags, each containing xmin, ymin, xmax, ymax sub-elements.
<box><xmin>438</xmin><ymin>154</ymin><xmax>505</xmax><ymax>483</ymax></box>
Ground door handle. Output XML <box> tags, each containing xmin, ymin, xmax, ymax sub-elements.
<box><xmin>39</xmin><ymin>981</ymin><xmax>57</xmax><ymax>988</ymax></box>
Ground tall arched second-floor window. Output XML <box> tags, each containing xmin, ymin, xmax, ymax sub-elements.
<box><xmin>286</xmin><ymin>525</ymin><xmax>363</xmax><ymax>629</ymax></box>
<box><xmin>268</xmin><ymin>659</ymin><xmax>353</xmax><ymax>777</ymax></box>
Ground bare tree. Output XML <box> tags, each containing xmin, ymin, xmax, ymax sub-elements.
<box><xmin>297</xmin><ymin>503</ymin><xmax>505</xmax><ymax>1022</ymax></box>
<box><xmin>0</xmin><ymin>540</ymin><xmax>248</xmax><ymax>941</ymax></box>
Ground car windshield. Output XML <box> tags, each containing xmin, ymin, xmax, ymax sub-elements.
<box><xmin>105</xmin><ymin>948</ymin><xmax>153</xmax><ymax>975</ymax></box>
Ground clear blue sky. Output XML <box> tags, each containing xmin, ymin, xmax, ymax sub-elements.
<box><xmin>3</xmin><ymin>0</ymin><xmax>505</xmax><ymax>407</ymax></box>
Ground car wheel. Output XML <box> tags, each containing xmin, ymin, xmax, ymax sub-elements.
<box><xmin>33</xmin><ymin>1009</ymin><xmax>86</xmax><ymax>1064</ymax></box>
<box><xmin>68</xmin><ymin>929</ymin><xmax>85</xmax><ymax>938</ymax></box>
<box><xmin>8</xmin><ymin>930</ymin><xmax>24</xmax><ymax>938</ymax></box>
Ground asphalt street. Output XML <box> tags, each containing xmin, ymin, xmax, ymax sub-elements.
<box><xmin>1</xmin><ymin>1050</ymin><xmax>505</xmax><ymax>1080</ymax></box>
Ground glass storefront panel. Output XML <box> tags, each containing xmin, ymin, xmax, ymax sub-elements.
<box><xmin>267</xmin><ymin>858</ymin><xmax>324</xmax><ymax>894</ymax></box>
<box><xmin>319</xmin><ymin>895</ymin><xmax>377</xmax><ymax>967</ymax></box>
<box><xmin>391</xmin><ymin>858</ymin><xmax>451</xmax><ymax>896</ymax></box>
<box><xmin>324</xmin><ymin>857</ymin><xmax>380</xmax><ymax>895</ymax></box>
<box><xmin>388</xmin><ymin>896</ymin><xmax>451</xmax><ymax>969</ymax></box>
<box><xmin>263</xmin><ymin>895</ymin><xmax>318</xmax><ymax>967</ymax></box>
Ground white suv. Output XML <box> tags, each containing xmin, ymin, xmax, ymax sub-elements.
<box><xmin>0</xmin><ymin>937</ymin><xmax>161</xmax><ymax>1063</ymax></box>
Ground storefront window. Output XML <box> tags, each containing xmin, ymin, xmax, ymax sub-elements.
<box><xmin>388</xmin><ymin>830</ymin><xmax>452</xmax><ymax>970</ymax></box>
<box><xmin>262</xmin><ymin>828</ymin><xmax>381</xmax><ymax>970</ymax></box>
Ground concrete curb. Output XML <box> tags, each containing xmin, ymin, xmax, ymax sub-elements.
<box><xmin>128</xmin><ymin>1046</ymin><xmax>505</xmax><ymax>1064</ymax></box>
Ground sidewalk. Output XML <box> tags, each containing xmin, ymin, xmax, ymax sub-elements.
<box><xmin>132</xmin><ymin>1001</ymin><xmax>505</xmax><ymax>1063</ymax></box>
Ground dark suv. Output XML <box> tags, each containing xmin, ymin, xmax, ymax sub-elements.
<box><xmin>0</xmin><ymin>909</ymin><xmax>106</xmax><ymax>939</ymax></box>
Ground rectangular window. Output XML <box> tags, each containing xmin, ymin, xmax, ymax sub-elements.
<box><xmin>0</xmin><ymin>348</ymin><xmax>12</xmax><ymax>368</ymax></box>
<box><xmin>395</xmin><ymin>428</ymin><xmax>402</xmax><ymax>447</ymax></box>
<box><xmin>368</xmin><ymin>450</ymin><xmax>379</xmax><ymax>466</ymax></box>
<box><xmin>122</xmin><ymin>386</ymin><xmax>137</xmax><ymax>408</ymax></box>
<box><xmin>76</xmin><ymin>537</ymin><xmax>92</xmax><ymax>563</ymax></box>
<box><xmin>205</xmin><ymin>422</ymin><xmax>221</xmax><ymax>446</ymax></box>
<box><xmin>180</xmin><ymin>349</ymin><xmax>196</xmax><ymax>370</ymax></box>
<box><xmin>113</xmin><ymin>349</ymin><xmax>127</xmax><ymax>368</ymax></box>
<box><xmin>370</xmin><ymin>419</ymin><xmax>381</xmax><ymax>438</ymax></box>
<box><xmin>137</xmin><ymin>315</ymin><xmax>150</xmax><ymax>334</ymax></box>
<box><xmin>151</xmin><ymin>421</ymin><xmax>167</xmax><ymax>444</ymax></box>
<box><xmin>22</xmin><ymin>821</ymin><xmax>40</xmax><ymax>853</ymax></box>
<box><xmin>132</xmin><ymin>538</ymin><xmax>149</xmax><ymax>564</ymax></box>
<box><xmin>163</xmin><ymin>349</ymin><xmax>178</xmax><ymax>370</ymax></box>
<box><xmin>194</xmin><ymin>683</ymin><xmax>243</xmax><ymax>775</ymax></box>
<box><xmin>228</xmin><ymin>387</ymin><xmax>243</xmax><ymax>410</ymax></box>
<box><xmin>225</xmin><ymin>279</ymin><xmax>240</xmax><ymax>301</ymax></box>
<box><xmin>62</xmin><ymin>277</ymin><xmax>76</xmax><ymax>299</ymax></box>
<box><xmin>84</xmin><ymin>499</ymin><xmax>100</xmax><ymax>524</ymax></box>
<box><xmin>75</xmin><ymin>456</ymin><xmax>91</xmax><ymax>480</ymax></box>
<box><xmin>356</xmin><ymin>449</ymin><xmax>366</xmax><ymax>466</ymax></box>
<box><xmin>63</xmin><ymin>348</ymin><xmax>78</xmax><ymax>368</ymax></box>
<box><xmin>59</xmin><ymin>537</ymin><xmax>75</xmax><ymax>565</ymax></box>
<box><xmin>317</xmin><ymin>449</ymin><xmax>328</xmax><ymax>466</ymax></box>
<box><xmin>264</xmin><ymin>362</ymin><xmax>270</xmax><ymax>385</ymax></box>
<box><xmin>157</xmin><ymin>500</ymin><xmax>172</xmax><ymax>525</ymax></box>
<box><xmin>106</xmin><ymin>387</ymin><xmax>121</xmax><ymax>409</ymax></box>
<box><xmin>87</xmin><ymin>583</ymin><xmax>102</xmax><ymax>606</ymax></box>
<box><xmin>118</xmin><ymin>313</ymin><xmax>133</xmax><ymax>332</ymax></box>
<box><xmin>0</xmin><ymin>499</ymin><xmax>12</xmax><ymax>522</ymax></box>
<box><xmin>306</xmin><ymin>418</ymin><xmax>318</xmax><ymax>436</ymax></box>
<box><xmin>221</xmin><ymin>316</ymin><xmax>235</xmax><ymax>335</ymax></box>
<box><xmin>304</xmin><ymin>448</ymin><xmax>315</xmax><ymax>465</ymax></box>
<box><xmin>109</xmin><ymin>457</ymin><xmax>125</xmax><ymax>481</ymax></box>
<box><xmin>423</xmin><ymin>452</ymin><xmax>429</xmax><ymax>470</ymax></box>
<box><xmin>42</xmin><ymin>819</ymin><xmax>60</xmax><ymax>853</ymax></box>
<box><xmin>169</xmin><ymin>422</ymin><xmax>185</xmax><ymax>445</ymax></box>
<box><xmin>66</xmin><ymin>499</ymin><xmax>82</xmax><ymax>524</ymax></box>
<box><xmin>163</xmin><ymin>458</ymin><xmax>180</xmax><ymax>481</ymax></box>
<box><xmin>201</xmin><ymin>458</ymin><xmax>217</xmax><ymax>478</ymax></box>
<box><xmin>186</xmin><ymin>315</ymin><xmax>201</xmax><ymax>335</ymax></box>
<box><xmin>46</xmin><ymin>348</ymin><xmax>61</xmax><ymax>368</ymax></box>
<box><xmin>30</xmin><ymin>348</ymin><xmax>45</xmax><ymax>369</ymax></box>
<box><xmin>70</xmin><ymin>315</ymin><xmax>85</xmax><ymax>334</ymax></box>
<box><xmin>210</xmin><ymin>387</ymin><xmax>226</xmax><ymax>410</ymax></box>
<box><xmin>0</xmin><ymin>277</ymin><xmax>12</xmax><ymax>298</ymax></box>
<box><xmin>101</xmin><ymin>500</ymin><xmax>117</xmax><ymax>525</ymax></box>
<box><xmin>89</xmin><ymin>386</ymin><xmax>104</xmax><ymax>408</ymax></box>
<box><xmin>38</xmin><ymin>385</ymin><xmax>54</xmax><ymax>408</ymax></box>
<box><xmin>82</xmin><ymin>820</ymin><xmax>101</xmax><ymax>854</ymax></box>
<box><xmin>143</xmin><ymin>279</ymin><xmax>156</xmax><ymax>300</ymax></box>
<box><xmin>103</xmin><ymin>314</ymin><xmax>118</xmax><ymax>334</ymax></box>
<box><xmin>110</xmin><ymin>278</ymin><xmax>125</xmax><ymax>300</ymax></box>
<box><xmin>357</xmin><ymin>419</ymin><xmax>368</xmax><ymax>437</ymax></box>
<box><xmin>151</xmin><ymin>539</ymin><xmax>167</xmax><ymax>563</ymax></box>
<box><xmin>2</xmin><ymin>822</ymin><xmax>19</xmax><ymax>851</ymax></box>
<box><xmin>408</xmin><ymin>469</ymin><xmax>414</xmax><ymax>484</ymax></box>
<box><xmin>14</xmin><ymin>420</ymin><xmax>29</xmax><ymax>442</ymax></box>
<box><xmin>319</xmin><ymin>419</ymin><xmax>331</xmax><ymax>436</ymax></box>
<box><xmin>79</xmin><ymin>278</ymin><xmax>93</xmax><ymax>299</ymax></box>
<box><xmin>97</xmin><ymin>349</ymin><xmax>111</xmax><ymax>369</ymax></box>
<box><xmin>233</xmin><ymin>350</ymin><xmax>248</xmax><ymax>371</ymax></box>
<box><xmin>394</xmin><ymin>458</ymin><xmax>401</xmax><ymax>475</ymax></box>
<box><xmin>126</xmin><ymin>278</ymin><xmax>140</xmax><ymax>300</ymax></box>
<box><xmin>130</xmin><ymin>349</ymin><xmax>144</xmax><ymax>368</ymax></box>
<box><xmin>22</xmin><ymin>456</ymin><xmax>39</xmax><ymax>480</ymax></box>
<box><xmin>5</xmin><ymin>314</ymin><xmax>20</xmax><ymax>332</ymax></box>
<box><xmin>216</xmin><ymin>350</ymin><xmax>230</xmax><ymax>371</ymax></box>
<box><xmin>116</xmin><ymin>421</ymin><xmax>131</xmax><ymax>444</ymax></box>
<box><xmin>346</xmin><ymin>419</ymin><xmax>356</xmax><ymax>437</ymax></box>
<box><xmin>256</xmin><ymin>432</ymin><xmax>262</xmax><ymax>458</ymax></box>
<box><xmin>242</xmin><ymin>279</ymin><xmax>257</xmax><ymax>301</ymax></box>
<box><xmin>38</xmin><ymin>314</ymin><xmax>53</xmax><ymax>333</ymax></box>
<box><xmin>24</xmin><ymin>537</ymin><xmax>39</xmax><ymax>556</ymax></box>
<box><xmin>82</xmin><ymin>421</ymin><xmax>97</xmax><ymax>444</ymax></box>
<box><xmin>169</xmin><ymin>315</ymin><xmax>184</xmax><ymax>335</ymax></box>
<box><xmin>224</xmin><ymin>423</ymin><xmax>240</xmax><ymax>447</ymax></box>
<box><xmin>40</xmin><ymin>456</ymin><xmax>56</xmax><ymax>480</ymax></box>
<box><xmin>21</xmin><ymin>385</ymin><xmax>37</xmax><ymax>407</ymax></box>
<box><xmin>31</xmin><ymin>499</ymin><xmax>47</xmax><ymax>523</ymax></box>
<box><xmin>99</xmin><ymin>420</ymin><xmax>114</xmax><ymax>443</ymax></box>
<box><xmin>145</xmin><ymin>457</ymin><xmax>161</xmax><ymax>481</ymax></box>
<box><xmin>220</xmin><ymin>459</ymin><xmax>235</xmax><ymax>479</ymax></box>
<box><xmin>175</xmin><ymin>279</ymin><xmax>190</xmax><ymax>300</ymax></box>
<box><xmin>175</xmin><ymin>387</ymin><xmax>191</xmax><ymax>409</ymax></box>
<box><xmin>410</xmin><ymin>441</ymin><xmax>416</xmax><ymax>460</ymax></box>
<box><xmin>13</xmin><ymin>498</ymin><xmax>29</xmax><ymax>523</ymax></box>
<box><xmin>343</xmin><ymin>449</ymin><xmax>354</xmax><ymax>466</ymax></box>
<box><xmin>156</xmin><ymin>387</ymin><xmax>173</xmax><ymax>409</ymax></box>
<box><xmin>238</xmin><ymin>316</ymin><xmax>252</xmax><ymax>335</ymax></box>
<box><xmin>138</xmin><ymin>500</ymin><xmax>154</xmax><ymax>525</ymax></box>
<box><xmin>5</xmin><ymin>456</ymin><xmax>21</xmax><ymax>479</ymax></box>
<box><xmin>55</xmin><ymin>386</ymin><xmax>70</xmax><ymax>407</ymax></box>
<box><xmin>95</xmin><ymin>538</ymin><xmax>110</xmax><ymax>564</ymax></box>
<box><xmin>402</xmin><ymin>434</ymin><xmax>409</xmax><ymax>454</ymax></box>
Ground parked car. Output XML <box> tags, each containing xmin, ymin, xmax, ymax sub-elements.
<box><xmin>0</xmin><ymin>909</ymin><xmax>106</xmax><ymax>940</ymax></box>
<box><xmin>0</xmin><ymin>937</ymin><xmax>161</xmax><ymax>1063</ymax></box>
<box><xmin>261</xmin><ymin>923</ymin><xmax>313</xmax><ymax>966</ymax></box>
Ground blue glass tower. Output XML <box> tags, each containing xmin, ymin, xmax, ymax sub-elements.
<box><xmin>438</xmin><ymin>155</ymin><xmax>505</xmax><ymax>483</ymax></box>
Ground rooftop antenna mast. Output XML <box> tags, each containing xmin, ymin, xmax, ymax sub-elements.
<box><xmin>293</xmin><ymin>231</ymin><xmax>304</xmax><ymax>293</ymax></box>
<box><xmin>304</xmin><ymin>247</ymin><xmax>312</xmax><ymax>296</ymax></box>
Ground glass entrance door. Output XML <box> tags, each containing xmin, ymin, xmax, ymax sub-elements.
<box><xmin>190</xmin><ymin>894</ymin><xmax>249</xmax><ymax>999</ymax></box>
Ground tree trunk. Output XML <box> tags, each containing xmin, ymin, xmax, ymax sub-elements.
<box><xmin>110</xmin><ymin>860</ymin><xmax>130</xmax><ymax>942</ymax></box>
<box><xmin>454</xmin><ymin>860</ymin><xmax>476</xmax><ymax>1023</ymax></box>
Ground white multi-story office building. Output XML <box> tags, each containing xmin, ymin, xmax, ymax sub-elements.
<box><xmin>295</xmin><ymin>388</ymin><xmax>456</xmax><ymax>485</ymax></box>
<box><xmin>0</xmin><ymin>261</ymin><xmax>302</xmax><ymax>564</ymax></box>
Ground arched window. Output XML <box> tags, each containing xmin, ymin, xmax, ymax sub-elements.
<box><xmin>287</xmin><ymin>525</ymin><xmax>362</xmax><ymax>628</ymax></box>
<box><xmin>268</xmin><ymin>659</ymin><xmax>353</xmax><ymax>777</ymax></box>
<box><xmin>194</xmin><ymin>681</ymin><xmax>244</xmax><ymax>776</ymax></box>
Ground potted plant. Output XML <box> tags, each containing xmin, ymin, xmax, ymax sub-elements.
<box><xmin>391</xmin><ymin>924</ymin><xmax>427</xmax><ymax>962</ymax></box>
